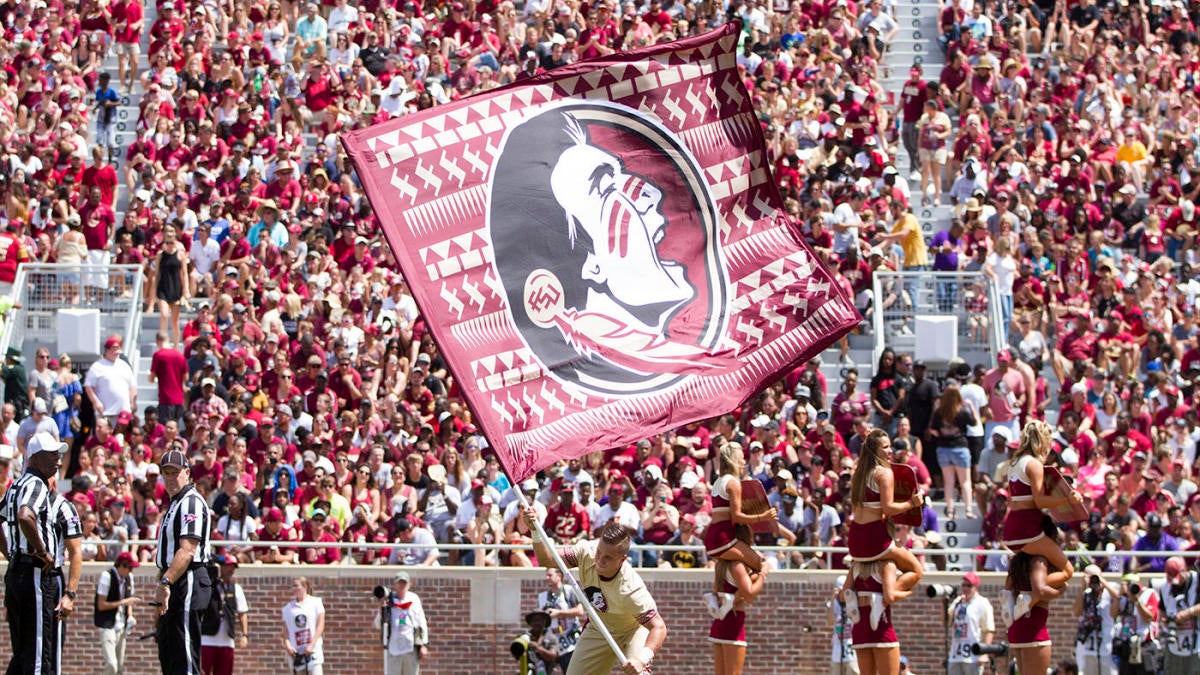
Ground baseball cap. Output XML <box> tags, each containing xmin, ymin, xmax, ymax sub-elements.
<box><xmin>265</xmin><ymin>507</ymin><xmax>284</xmax><ymax>523</ymax></box>
<box><xmin>105</xmin><ymin>336</ymin><xmax>122</xmax><ymax>350</ymax></box>
<box><xmin>160</xmin><ymin>449</ymin><xmax>189</xmax><ymax>469</ymax></box>
<box><xmin>115</xmin><ymin>552</ymin><xmax>139</xmax><ymax>569</ymax></box>
<box><xmin>32</xmin><ymin>398</ymin><xmax>47</xmax><ymax>414</ymax></box>
<box><xmin>394</xmin><ymin>570</ymin><xmax>411</xmax><ymax>583</ymax></box>
<box><xmin>1147</xmin><ymin>513</ymin><xmax>1164</xmax><ymax>528</ymax></box>
<box><xmin>962</xmin><ymin>572</ymin><xmax>981</xmax><ymax>587</ymax></box>
<box><xmin>997</xmin><ymin>349</ymin><xmax>1013</xmax><ymax>362</ymax></box>
<box><xmin>28</xmin><ymin>432</ymin><xmax>67</xmax><ymax>457</ymax></box>
<box><xmin>215</xmin><ymin>554</ymin><xmax>239</xmax><ymax>567</ymax></box>
<box><xmin>1166</xmin><ymin>556</ymin><xmax>1187</xmax><ymax>584</ymax></box>
<box><xmin>643</xmin><ymin>464</ymin><xmax>663</xmax><ymax>481</ymax></box>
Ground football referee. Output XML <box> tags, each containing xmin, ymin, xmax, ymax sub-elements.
<box><xmin>0</xmin><ymin>431</ymin><xmax>75</xmax><ymax>675</ymax></box>
<box><xmin>155</xmin><ymin>449</ymin><xmax>213</xmax><ymax>675</ymax></box>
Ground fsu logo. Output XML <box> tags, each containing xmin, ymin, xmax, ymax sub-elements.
<box><xmin>583</xmin><ymin>585</ymin><xmax>608</xmax><ymax>613</ymax></box>
<box><xmin>489</xmin><ymin>102</ymin><xmax>730</xmax><ymax>396</ymax></box>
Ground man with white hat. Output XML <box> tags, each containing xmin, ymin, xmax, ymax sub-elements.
<box><xmin>1</xmin><ymin>431</ymin><xmax>76</xmax><ymax>675</ymax></box>
<box><xmin>374</xmin><ymin>570</ymin><xmax>429</xmax><ymax>673</ymax></box>
<box><xmin>16</xmin><ymin>397</ymin><xmax>58</xmax><ymax>458</ymax></box>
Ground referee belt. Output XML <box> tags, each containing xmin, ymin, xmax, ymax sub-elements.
<box><xmin>11</xmin><ymin>554</ymin><xmax>63</xmax><ymax>574</ymax></box>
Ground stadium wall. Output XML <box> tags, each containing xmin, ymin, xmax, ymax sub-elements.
<box><xmin>0</xmin><ymin>565</ymin><xmax>1103</xmax><ymax>673</ymax></box>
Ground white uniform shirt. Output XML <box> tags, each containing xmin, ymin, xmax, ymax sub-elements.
<box><xmin>948</xmin><ymin>593</ymin><xmax>996</xmax><ymax>663</ymax></box>
<box><xmin>282</xmin><ymin>595</ymin><xmax>325</xmax><ymax>665</ymax></box>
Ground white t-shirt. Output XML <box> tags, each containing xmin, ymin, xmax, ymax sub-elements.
<box><xmin>95</xmin><ymin>569</ymin><xmax>132</xmax><ymax>632</ymax></box>
<box><xmin>84</xmin><ymin>357</ymin><xmax>135</xmax><ymax>415</ymax></box>
<box><xmin>373</xmin><ymin>590</ymin><xmax>427</xmax><ymax>656</ymax></box>
<box><xmin>282</xmin><ymin>595</ymin><xmax>325</xmax><ymax>664</ymax></box>
<box><xmin>189</xmin><ymin>237</ymin><xmax>222</xmax><ymax>276</ymax></box>
<box><xmin>201</xmin><ymin>583</ymin><xmax>249</xmax><ymax>648</ymax></box>
<box><xmin>949</xmin><ymin>594</ymin><xmax>996</xmax><ymax>663</ymax></box>
<box><xmin>591</xmin><ymin>501</ymin><xmax>640</xmax><ymax>533</ymax></box>
<box><xmin>986</xmin><ymin>252</ymin><xmax>1018</xmax><ymax>295</ymax></box>
<box><xmin>960</xmin><ymin>383</ymin><xmax>988</xmax><ymax>437</ymax></box>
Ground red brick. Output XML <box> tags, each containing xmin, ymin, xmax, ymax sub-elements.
<box><xmin>0</xmin><ymin>565</ymin><xmax>1107</xmax><ymax>673</ymax></box>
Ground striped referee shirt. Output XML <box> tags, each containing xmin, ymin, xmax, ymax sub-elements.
<box><xmin>0</xmin><ymin>468</ymin><xmax>55</xmax><ymax>559</ymax></box>
<box><xmin>50</xmin><ymin>492</ymin><xmax>83</xmax><ymax>568</ymax></box>
<box><xmin>156</xmin><ymin>483</ymin><xmax>212</xmax><ymax>570</ymax></box>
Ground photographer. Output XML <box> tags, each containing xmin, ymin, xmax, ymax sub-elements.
<box><xmin>1072</xmin><ymin>565</ymin><xmax>1119</xmax><ymax>675</ymax></box>
<box><xmin>1156</xmin><ymin>557</ymin><xmax>1199</xmax><ymax>675</ymax></box>
<box><xmin>947</xmin><ymin>572</ymin><xmax>996</xmax><ymax>675</ymax></box>
<box><xmin>373</xmin><ymin>571</ymin><xmax>429</xmax><ymax>674</ymax></box>
<box><xmin>1113</xmin><ymin>573</ymin><xmax>1160</xmax><ymax>675</ymax></box>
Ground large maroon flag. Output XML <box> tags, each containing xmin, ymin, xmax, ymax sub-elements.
<box><xmin>342</xmin><ymin>23</ymin><xmax>859</xmax><ymax>480</ymax></box>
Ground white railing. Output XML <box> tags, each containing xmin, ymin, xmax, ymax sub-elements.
<box><xmin>871</xmin><ymin>270</ymin><xmax>1005</xmax><ymax>373</ymax></box>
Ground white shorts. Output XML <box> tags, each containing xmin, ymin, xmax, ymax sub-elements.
<box><xmin>115</xmin><ymin>41</ymin><xmax>139</xmax><ymax>59</ymax></box>
<box><xmin>85</xmin><ymin>250</ymin><xmax>111</xmax><ymax>288</ymax></box>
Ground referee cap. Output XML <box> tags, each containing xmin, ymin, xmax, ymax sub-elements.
<box><xmin>28</xmin><ymin>431</ymin><xmax>67</xmax><ymax>456</ymax></box>
<box><xmin>161</xmin><ymin>449</ymin><xmax>189</xmax><ymax>470</ymax></box>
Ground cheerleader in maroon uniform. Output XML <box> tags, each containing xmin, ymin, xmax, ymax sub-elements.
<box><xmin>704</xmin><ymin>443</ymin><xmax>775</xmax><ymax>571</ymax></box>
<box><xmin>841</xmin><ymin>555</ymin><xmax>919</xmax><ymax>675</ymax></box>
<box><xmin>708</xmin><ymin>525</ymin><xmax>766</xmax><ymax>675</ymax></box>
<box><xmin>1005</xmin><ymin>547</ymin><xmax>1072</xmax><ymax>675</ymax></box>
<box><xmin>847</xmin><ymin>430</ymin><xmax>924</xmax><ymax>591</ymax></box>
<box><xmin>1002</xmin><ymin>421</ymin><xmax>1081</xmax><ymax>580</ymax></box>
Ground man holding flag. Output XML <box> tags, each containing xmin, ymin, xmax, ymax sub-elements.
<box><xmin>523</xmin><ymin>509</ymin><xmax>666</xmax><ymax>675</ymax></box>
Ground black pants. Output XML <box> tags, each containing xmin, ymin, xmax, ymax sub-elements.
<box><xmin>5</xmin><ymin>560</ymin><xmax>61</xmax><ymax>675</ymax></box>
<box><xmin>156</xmin><ymin>567</ymin><xmax>212</xmax><ymax>675</ymax></box>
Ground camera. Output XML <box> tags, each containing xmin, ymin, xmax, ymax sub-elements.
<box><xmin>926</xmin><ymin>584</ymin><xmax>959</xmax><ymax>599</ymax></box>
<box><xmin>373</xmin><ymin>585</ymin><xmax>388</xmax><ymax>600</ymax></box>
<box><xmin>510</xmin><ymin>633</ymin><xmax>532</xmax><ymax>659</ymax></box>
<box><xmin>971</xmin><ymin>641</ymin><xmax>1009</xmax><ymax>656</ymax></box>
<box><xmin>1128</xmin><ymin>582</ymin><xmax>1142</xmax><ymax>596</ymax></box>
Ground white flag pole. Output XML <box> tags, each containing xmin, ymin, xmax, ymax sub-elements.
<box><xmin>509</xmin><ymin>475</ymin><xmax>631</xmax><ymax>669</ymax></box>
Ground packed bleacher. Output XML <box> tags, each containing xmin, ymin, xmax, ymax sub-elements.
<box><xmin>0</xmin><ymin>0</ymin><xmax>1196</xmax><ymax>573</ymax></box>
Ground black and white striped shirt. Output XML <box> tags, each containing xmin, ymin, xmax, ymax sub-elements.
<box><xmin>0</xmin><ymin>469</ymin><xmax>55</xmax><ymax>559</ymax></box>
<box><xmin>156</xmin><ymin>483</ymin><xmax>212</xmax><ymax>570</ymax></box>
<box><xmin>50</xmin><ymin>492</ymin><xmax>83</xmax><ymax>568</ymax></box>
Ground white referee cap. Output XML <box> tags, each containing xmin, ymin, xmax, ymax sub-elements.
<box><xmin>27</xmin><ymin>432</ymin><xmax>66</xmax><ymax>456</ymax></box>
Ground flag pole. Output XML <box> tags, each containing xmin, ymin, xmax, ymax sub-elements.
<box><xmin>509</xmin><ymin>473</ymin><xmax>631</xmax><ymax>669</ymax></box>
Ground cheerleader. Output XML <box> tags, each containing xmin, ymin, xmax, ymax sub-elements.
<box><xmin>842</xmin><ymin>554</ymin><xmax>920</xmax><ymax>675</ymax></box>
<box><xmin>705</xmin><ymin>443</ymin><xmax>776</xmax><ymax>572</ymax></box>
<box><xmin>847</xmin><ymin>430</ymin><xmax>924</xmax><ymax>590</ymax></box>
<box><xmin>1005</xmin><ymin>547</ymin><xmax>1072</xmax><ymax>675</ymax></box>
<box><xmin>708</xmin><ymin>525</ymin><xmax>766</xmax><ymax>675</ymax></box>
<box><xmin>1002</xmin><ymin>421</ymin><xmax>1081</xmax><ymax>581</ymax></box>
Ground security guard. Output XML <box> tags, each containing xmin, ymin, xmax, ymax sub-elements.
<box><xmin>0</xmin><ymin>431</ymin><xmax>76</xmax><ymax>674</ymax></box>
<box><xmin>155</xmin><ymin>449</ymin><xmax>213</xmax><ymax>675</ymax></box>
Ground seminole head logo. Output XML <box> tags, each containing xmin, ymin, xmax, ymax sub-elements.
<box><xmin>488</xmin><ymin>103</ymin><xmax>730</xmax><ymax>396</ymax></box>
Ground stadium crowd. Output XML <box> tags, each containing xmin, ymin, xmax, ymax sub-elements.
<box><xmin>0</xmin><ymin>0</ymin><xmax>1197</xmax><ymax>577</ymax></box>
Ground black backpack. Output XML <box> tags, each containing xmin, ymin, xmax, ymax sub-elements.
<box><xmin>200</xmin><ymin>573</ymin><xmax>236</xmax><ymax>637</ymax></box>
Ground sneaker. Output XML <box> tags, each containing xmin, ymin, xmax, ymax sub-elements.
<box><xmin>840</xmin><ymin>354</ymin><xmax>856</xmax><ymax>367</ymax></box>
<box><xmin>1000</xmin><ymin>589</ymin><xmax>1014</xmax><ymax>626</ymax></box>
<box><xmin>1014</xmin><ymin>592</ymin><xmax>1033</xmax><ymax>619</ymax></box>
<box><xmin>843</xmin><ymin>591</ymin><xmax>861</xmax><ymax>623</ymax></box>
<box><xmin>910</xmin><ymin>170</ymin><xmax>922</xmax><ymax>182</ymax></box>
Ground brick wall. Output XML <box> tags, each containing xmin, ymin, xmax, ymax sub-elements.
<box><xmin>0</xmin><ymin>565</ymin><xmax>1123</xmax><ymax>673</ymax></box>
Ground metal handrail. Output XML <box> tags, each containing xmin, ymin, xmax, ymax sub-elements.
<box><xmin>70</xmin><ymin>539</ymin><xmax>1200</xmax><ymax>557</ymax></box>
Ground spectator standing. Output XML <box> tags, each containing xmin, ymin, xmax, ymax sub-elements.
<box><xmin>200</xmin><ymin>555</ymin><xmax>250</xmax><ymax>675</ymax></box>
<box><xmin>85</xmin><ymin>335</ymin><xmax>137</xmax><ymax>426</ymax></box>
<box><xmin>150</xmin><ymin>331</ymin><xmax>188</xmax><ymax>425</ymax></box>
<box><xmin>16</xmin><ymin>398</ymin><xmax>59</xmax><ymax>457</ymax></box>
<box><xmin>281</xmin><ymin>577</ymin><xmax>326</xmax><ymax>675</ymax></box>
<box><xmin>94</xmin><ymin>551</ymin><xmax>141</xmax><ymax>675</ymax></box>
<box><xmin>374</xmin><ymin>570</ymin><xmax>429</xmax><ymax>675</ymax></box>
<box><xmin>981</xmin><ymin>350</ymin><xmax>1025</xmax><ymax>440</ymax></box>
